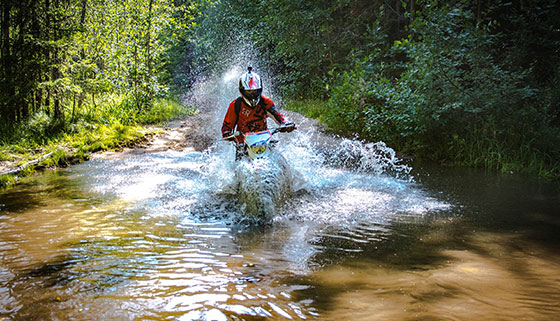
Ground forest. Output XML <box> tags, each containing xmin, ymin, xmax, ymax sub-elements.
<box><xmin>1</xmin><ymin>0</ymin><xmax>560</xmax><ymax>180</ymax></box>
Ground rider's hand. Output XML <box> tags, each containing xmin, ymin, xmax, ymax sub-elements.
<box><xmin>282</xmin><ymin>122</ymin><xmax>296</xmax><ymax>132</ymax></box>
<box><xmin>223</xmin><ymin>131</ymin><xmax>235</xmax><ymax>141</ymax></box>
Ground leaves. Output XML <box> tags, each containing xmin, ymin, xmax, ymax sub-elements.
<box><xmin>0</xmin><ymin>0</ymin><xmax>201</xmax><ymax>124</ymax></box>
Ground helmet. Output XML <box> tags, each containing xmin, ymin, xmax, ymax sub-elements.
<box><xmin>239</xmin><ymin>67</ymin><xmax>263</xmax><ymax>108</ymax></box>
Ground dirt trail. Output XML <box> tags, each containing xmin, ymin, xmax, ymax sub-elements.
<box><xmin>0</xmin><ymin>107</ymin><xmax>217</xmax><ymax>175</ymax></box>
<box><xmin>95</xmin><ymin>110</ymin><xmax>216</xmax><ymax>160</ymax></box>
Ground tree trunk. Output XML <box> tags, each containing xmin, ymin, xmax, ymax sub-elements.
<box><xmin>80</xmin><ymin>0</ymin><xmax>87</xmax><ymax>26</ymax></box>
<box><xmin>31</xmin><ymin>0</ymin><xmax>42</xmax><ymax>114</ymax></box>
<box><xmin>16</xmin><ymin>1</ymin><xmax>29</xmax><ymax>121</ymax></box>
<box><xmin>410</xmin><ymin>0</ymin><xmax>416</xmax><ymax>23</ymax></box>
<box><xmin>45</xmin><ymin>0</ymin><xmax>51</xmax><ymax>116</ymax></box>
<box><xmin>147</xmin><ymin>0</ymin><xmax>153</xmax><ymax>72</ymax></box>
<box><xmin>53</xmin><ymin>0</ymin><xmax>62</xmax><ymax>119</ymax></box>
<box><xmin>78</xmin><ymin>0</ymin><xmax>87</xmax><ymax>111</ymax></box>
<box><xmin>1</xmin><ymin>0</ymin><xmax>13</xmax><ymax>121</ymax></box>
<box><xmin>1</xmin><ymin>0</ymin><xmax>9</xmax><ymax>60</ymax></box>
<box><xmin>71</xmin><ymin>92</ymin><xmax>76</xmax><ymax>122</ymax></box>
<box><xmin>396</xmin><ymin>0</ymin><xmax>402</xmax><ymax>30</ymax></box>
<box><xmin>34</xmin><ymin>89</ymin><xmax>41</xmax><ymax>113</ymax></box>
<box><xmin>45</xmin><ymin>90</ymin><xmax>51</xmax><ymax>116</ymax></box>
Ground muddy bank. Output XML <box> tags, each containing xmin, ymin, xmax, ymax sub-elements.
<box><xmin>94</xmin><ymin>111</ymin><xmax>216</xmax><ymax>160</ymax></box>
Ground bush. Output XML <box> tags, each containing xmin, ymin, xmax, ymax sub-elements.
<box><xmin>324</xmin><ymin>3</ymin><xmax>560</xmax><ymax>177</ymax></box>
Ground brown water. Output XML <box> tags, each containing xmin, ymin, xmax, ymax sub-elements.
<box><xmin>0</xmin><ymin>141</ymin><xmax>559</xmax><ymax>320</ymax></box>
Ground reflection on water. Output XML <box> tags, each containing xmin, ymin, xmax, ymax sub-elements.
<box><xmin>0</xmin><ymin>134</ymin><xmax>559</xmax><ymax>320</ymax></box>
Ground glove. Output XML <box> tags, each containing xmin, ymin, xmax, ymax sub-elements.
<box><xmin>223</xmin><ymin>131</ymin><xmax>235</xmax><ymax>141</ymax></box>
<box><xmin>281</xmin><ymin>122</ymin><xmax>296</xmax><ymax>132</ymax></box>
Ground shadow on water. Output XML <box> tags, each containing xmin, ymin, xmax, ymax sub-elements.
<box><xmin>25</xmin><ymin>258</ymin><xmax>84</xmax><ymax>288</ymax></box>
<box><xmin>0</xmin><ymin>170</ymin><xmax>105</xmax><ymax>214</ymax></box>
<box><xmin>414</xmin><ymin>163</ymin><xmax>560</xmax><ymax>248</ymax></box>
<box><xmin>282</xmin><ymin>163</ymin><xmax>560</xmax><ymax>320</ymax></box>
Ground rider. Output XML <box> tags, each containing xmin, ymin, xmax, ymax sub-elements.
<box><xmin>222</xmin><ymin>67</ymin><xmax>295</xmax><ymax>143</ymax></box>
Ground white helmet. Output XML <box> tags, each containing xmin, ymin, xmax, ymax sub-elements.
<box><xmin>239</xmin><ymin>67</ymin><xmax>263</xmax><ymax>108</ymax></box>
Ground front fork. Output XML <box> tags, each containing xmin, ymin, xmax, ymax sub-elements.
<box><xmin>235</xmin><ymin>143</ymin><xmax>247</xmax><ymax>161</ymax></box>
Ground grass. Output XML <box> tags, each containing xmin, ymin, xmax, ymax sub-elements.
<box><xmin>284</xmin><ymin>99</ymin><xmax>329</xmax><ymax>123</ymax></box>
<box><xmin>0</xmin><ymin>96</ymin><xmax>195</xmax><ymax>188</ymax></box>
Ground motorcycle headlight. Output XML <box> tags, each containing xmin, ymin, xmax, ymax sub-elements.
<box><xmin>251</xmin><ymin>145</ymin><xmax>266</xmax><ymax>154</ymax></box>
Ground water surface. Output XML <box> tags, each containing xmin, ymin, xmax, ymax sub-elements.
<box><xmin>1</xmin><ymin>131</ymin><xmax>559</xmax><ymax>321</ymax></box>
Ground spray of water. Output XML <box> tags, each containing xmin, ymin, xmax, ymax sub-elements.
<box><xmin>173</xmin><ymin>41</ymin><xmax>450</xmax><ymax>225</ymax></box>
<box><xmin>234</xmin><ymin>155</ymin><xmax>288</xmax><ymax>219</ymax></box>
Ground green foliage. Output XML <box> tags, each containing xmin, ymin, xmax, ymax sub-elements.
<box><xmin>159</xmin><ymin>0</ymin><xmax>210</xmax><ymax>93</ymax></box>
<box><xmin>284</xmin><ymin>99</ymin><xmax>329</xmax><ymax>124</ymax></box>
<box><xmin>1</xmin><ymin>0</ymin><xmax>199</xmax><ymax>125</ymax></box>
<box><xmin>0</xmin><ymin>153</ymin><xmax>14</xmax><ymax>162</ymax></box>
<box><xmin>84</xmin><ymin>0</ymin><xmax>173</xmax><ymax>104</ymax></box>
<box><xmin>140</xmin><ymin>98</ymin><xmax>196</xmax><ymax>124</ymax></box>
<box><xmin>1</xmin><ymin>112</ymin><xmax>65</xmax><ymax>147</ymax></box>
<box><xmin>0</xmin><ymin>174</ymin><xmax>16</xmax><ymax>188</ymax></box>
<box><xmin>67</xmin><ymin>122</ymin><xmax>144</xmax><ymax>154</ymax></box>
<box><xmin>324</xmin><ymin>1</ymin><xmax>560</xmax><ymax>177</ymax></box>
<box><xmin>42</xmin><ymin>147</ymin><xmax>70</xmax><ymax>168</ymax></box>
<box><xmin>183</xmin><ymin>0</ymin><xmax>560</xmax><ymax>177</ymax></box>
<box><xmin>79</xmin><ymin>95</ymin><xmax>193</xmax><ymax>126</ymax></box>
<box><xmin>0</xmin><ymin>0</ymin><xmax>202</xmax><ymax>188</ymax></box>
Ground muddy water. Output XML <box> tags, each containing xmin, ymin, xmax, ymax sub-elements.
<box><xmin>1</xmin><ymin>127</ymin><xmax>559</xmax><ymax>321</ymax></box>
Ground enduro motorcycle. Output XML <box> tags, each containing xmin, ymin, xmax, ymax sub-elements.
<box><xmin>224</xmin><ymin>123</ymin><xmax>297</xmax><ymax>220</ymax></box>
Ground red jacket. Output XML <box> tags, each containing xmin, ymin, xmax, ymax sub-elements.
<box><xmin>221</xmin><ymin>95</ymin><xmax>285</xmax><ymax>137</ymax></box>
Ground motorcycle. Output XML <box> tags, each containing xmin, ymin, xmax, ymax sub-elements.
<box><xmin>224</xmin><ymin>123</ymin><xmax>297</xmax><ymax>220</ymax></box>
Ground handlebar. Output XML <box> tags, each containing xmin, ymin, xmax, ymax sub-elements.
<box><xmin>223</xmin><ymin>123</ymin><xmax>297</xmax><ymax>141</ymax></box>
<box><xmin>271</xmin><ymin>122</ymin><xmax>297</xmax><ymax>134</ymax></box>
<box><xmin>223</xmin><ymin>131</ymin><xmax>241</xmax><ymax>141</ymax></box>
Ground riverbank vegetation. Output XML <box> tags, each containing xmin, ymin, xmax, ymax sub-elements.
<box><xmin>0</xmin><ymin>96</ymin><xmax>190</xmax><ymax>186</ymax></box>
<box><xmin>0</xmin><ymin>0</ymin><xmax>198</xmax><ymax>186</ymax></box>
<box><xmin>2</xmin><ymin>0</ymin><xmax>560</xmax><ymax>180</ymax></box>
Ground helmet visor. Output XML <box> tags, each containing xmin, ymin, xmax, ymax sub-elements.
<box><xmin>245</xmin><ymin>89</ymin><xmax>260</xmax><ymax>99</ymax></box>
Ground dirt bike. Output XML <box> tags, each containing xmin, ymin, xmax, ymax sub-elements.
<box><xmin>223</xmin><ymin>123</ymin><xmax>297</xmax><ymax>220</ymax></box>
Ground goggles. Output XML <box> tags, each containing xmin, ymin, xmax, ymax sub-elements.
<box><xmin>245</xmin><ymin>89</ymin><xmax>261</xmax><ymax>98</ymax></box>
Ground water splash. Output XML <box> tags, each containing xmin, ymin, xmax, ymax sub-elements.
<box><xmin>232</xmin><ymin>152</ymin><xmax>296</xmax><ymax>220</ymax></box>
<box><xmin>222</xmin><ymin>66</ymin><xmax>243</xmax><ymax>83</ymax></box>
<box><xmin>182</xmin><ymin>62</ymin><xmax>439</xmax><ymax>223</ymax></box>
<box><xmin>329</xmin><ymin>139</ymin><xmax>412</xmax><ymax>179</ymax></box>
